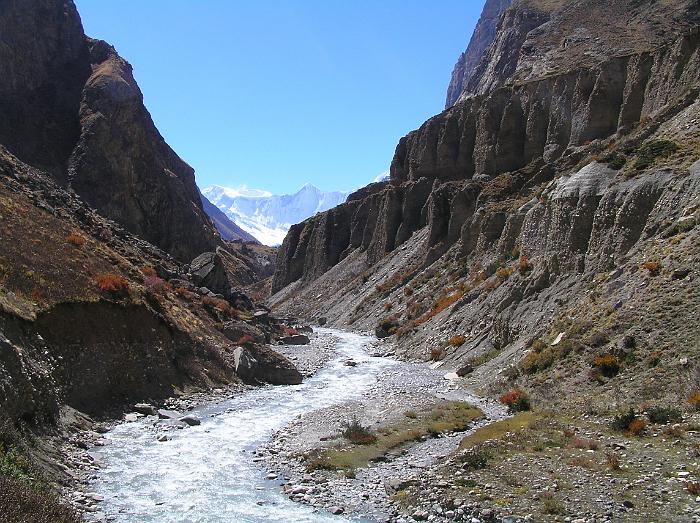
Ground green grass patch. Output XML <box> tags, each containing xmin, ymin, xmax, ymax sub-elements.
<box><xmin>306</xmin><ymin>402</ymin><xmax>483</xmax><ymax>471</ymax></box>
<box><xmin>458</xmin><ymin>411</ymin><xmax>540</xmax><ymax>450</ymax></box>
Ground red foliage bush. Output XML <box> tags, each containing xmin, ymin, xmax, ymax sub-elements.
<box><xmin>144</xmin><ymin>275</ymin><xmax>172</xmax><ymax>295</ymax></box>
<box><xmin>95</xmin><ymin>273</ymin><xmax>129</xmax><ymax>295</ymax></box>
<box><xmin>499</xmin><ymin>388</ymin><xmax>531</xmax><ymax>413</ymax></box>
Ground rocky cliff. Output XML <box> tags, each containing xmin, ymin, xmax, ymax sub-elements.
<box><xmin>0</xmin><ymin>0</ymin><xmax>218</xmax><ymax>261</ymax></box>
<box><xmin>445</xmin><ymin>0</ymin><xmax>513</xmax><ymax>108</ymax></box>
<box><xmin>271</xmin><ymin>0</ymin><xmax>700</xmax><ymax>414</ymax></box>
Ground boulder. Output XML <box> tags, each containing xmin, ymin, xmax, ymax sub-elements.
<box><xmin>179</xmin><ymin>415</ymin><xmax>201</xmax><ymax>426</ymax></box>
<box><xmin>233</xmin><ymin>346</ymin><xmax>258</xmax><ymax>382</ymax></box>
<box><xmin>223</xmin><ymin>320</ymin><xmax>266</xmax><ymax>344</ymax></box>
<box><xmin>133</xmin><ymin>403</ymin><xmax>157</xmax><ymax>416</ymax></box>
<box><xmin>281</xmin><ymin>334</ymin><xmax>310</xmax><ymax>345</ymax></box>
<box><xmin>190</xmin><ymin>251</ymin><xmax>231</xmax><ymax>298</ymax></box>
<box><xmin>318</xmin><ymin>317</ymin><xmax>327</xmax><ymax>326</ymax></box>
<box><xmin>157</xmin><ymin>409</ymin><xmax>182</xmax><ymax>420</ymax></box>
<box><xmin>247</xmin><ymin>346</ymin><xmax>303</xmax><ymax>385</ymax></box>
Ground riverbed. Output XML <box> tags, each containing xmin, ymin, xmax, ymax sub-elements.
<box><xmin>87</xmin><ymin>329</ymin><xmax>500</xmax><ymax>522</ymax></box>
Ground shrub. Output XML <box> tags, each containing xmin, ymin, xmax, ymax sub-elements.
<box><xmin>383</xmin><ymin>302</ymin><xmax>393</xmax><ymax>311</ymax></box>
<box><xmin>496</xmin><ymin>266</ymin><xmax>515</xmax><ymax>280</ymax></box>
<box><xmin>0</xmin><ymin>477</ymin><xmax>81</xmax><ymax>523</ymax></box>
<box><xmin>605</xmin><ymin>451</ymin><xmax>621</xmax><ymax>470</ymax></box>
<box><xmin>499</xmin><ymin>389</ymin><xmax>531</xmax><ymax>413</ymax></box>
<box><xmin>521</xmin><ymin>339</ymin><xmax>554</xmax><ymax>374</ymax></box>
<box><xmin>610</xmin><ymin>408</ymin><xmax>646</xmax><ymax>435</ymax></box>
<box><xmin>95</xmin><ymin>273</ymin><xmax>129</xmax><ymax>295</ymax></box>
<box><xmin>689</xmin><ymin>392</ymin><xmax>700</xmax><ymax>411</ymax></box>
<box><xmin>340</xmin><ymin>417</ymin><xmax>377</xmax><ymax>445</ymax></box>
<box><xmin>430</xmin><ymin>346</ymin><xmax>445</xmax><ymax>361</ymax></box>
<box><xmin>593</xmin><ymin>354</ymin><xmax>620</xmax><ymax>377</ymax></box>
<box><xmin>202</xmin><ymin>296</ymin><xmax>239</xmax><ymax>319</ymax></box>
<box><xmin>518</xmin><ymin>255</ymin><xmax>533</xmax><ymax>274</ymax></box>
<box><xmin>627</xmin><ymin>418</ymin><xmax>647</xmax><ymax>436</ymax></box>
<box><xmin>646</xmin><ymin>406</ymin><xmax>682</xmax><ymax>425</ymax></box>
<box><xmin>641</xmin><ymin>260</ymin><xmax>662</xmax><ymax>276</ymax></box>
<box><xmin>283</xmin><ymin>326</ymin><xmax>300</xmax><ymax>336</ymax></box>
<box><xmin>404</xmin><ymin>410</ymin><xmax>417</xmax><ymax>419</ymax></box>
<box><xmin>459</xmin><ymin>447</ymin><xmax>489</xmax><ymax>470</ymax></box>
<box><xmin>633</xmin><ymin>139</ymin><xmax>678</xmax><ymax>170</ymax></box>
<box><xmin>610</xmin><ymin>408</ymin><xmax>638</xmax><ymax>432</ymax></box>
<box><xmin>144</xmin><ymin>275</ymin><xmax>172</xmax><ymax>295</ymax></box>
<box><xmin>65</xmin><ymin>233</ymin><xmax>86</xmax><ymax>247</ymax></box>
<box><xmin>175</xmin><ymin>287</ymin><xmax>195</xmax><ymax>300</ymax></box>
<box><xmin>403</xmin><ymin>286</ymin><xmax>413</xmax><ymax>296</ymax></box>
<box><xmin>141</xmin><ymin>266</ymin><xmax>157</xmax><ymax>278</ymax></box>
<box><xmin>234</xmin><ymin>334</ymin><xmax>254</xmax><ymax>346</ymax></box>
<box><xmin>448</xmin><ymin>334</ymin><xmax>467</xmax><ymax>347</ymax></box>
<box><xmin>541</xmin><ymin>491</ymin><xmax>565</xmax><ymax>515</ymax></box>
<box><xmin>687</xmin><ymin>482</ymin><xmax>700</xmax><ymax>496</ymax></box>
<box><xmin>570</xmin><ymin>437</ymin><xmax>600</xmax><ymax>450</ymax></box>
<box><xmin>602</xmin><ymin>151</ymin><xmax>626</xmax><ymax>170</ymax></box>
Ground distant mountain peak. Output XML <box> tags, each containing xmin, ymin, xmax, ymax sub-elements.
<box><xmin>201</xmin><ymin>183</ymin><xmax>350</xmax><ymax>246</ymax></box>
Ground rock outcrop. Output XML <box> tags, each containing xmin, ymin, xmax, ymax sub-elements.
<box><xmin>445</xmin><ymin>0</ymin><xmax>513</xmax><ymax>108</ymax></box>
<box><xmin>0</xmin><ymin>0</ymin><xmax>219</xmax><ymax>261</ymax></box>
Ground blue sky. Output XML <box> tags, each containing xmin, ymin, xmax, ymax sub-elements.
<box><xmin>74</xmin><ymin>1</ymin><xmax>483</xmax><ymax>194</ymax></box>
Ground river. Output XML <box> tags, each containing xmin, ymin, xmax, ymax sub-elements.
<box><xmin>89</xmin><ymin>330</ymin><xmax>395</xmax><ymax>522</ymax></box>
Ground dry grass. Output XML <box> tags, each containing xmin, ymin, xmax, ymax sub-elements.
<box><xmin>65</xmin><ymin>232</ymin><xmax>86</xmax><ymax>247</ymax></box>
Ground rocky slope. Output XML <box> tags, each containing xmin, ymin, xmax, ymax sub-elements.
<box><xmin>271</xmin><ymin>0</ymin><xmax>700</xmax><ymax>413</ymax></box>
<box><xmin>0</xmin><ymin>0</ymin><xmax>218</xmax><ymax>261</ymax></box>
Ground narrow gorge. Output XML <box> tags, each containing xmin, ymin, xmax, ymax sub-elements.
<box><xmin>1</xmin><ymin>1</ymin><xmax>699</xmax><ymax>522</ymax></box>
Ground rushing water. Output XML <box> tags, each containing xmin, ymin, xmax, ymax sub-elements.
<box><xmin>90</xmin><ymin>329</ymin><xmax>395</xmax><ymax>522</ymax></box>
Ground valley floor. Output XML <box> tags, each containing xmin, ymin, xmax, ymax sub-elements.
<box><xmin>65</xmin><ymin>329</ymin><xmax>700</xmax><ymax>523</ymax></box>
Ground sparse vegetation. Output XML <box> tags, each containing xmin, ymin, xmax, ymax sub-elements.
<box><xmin>65</xmin><ymin>232</ymin><xmax>86</xmax><ymax>247</ymax></box>
<box><xmin>307</xmin><ymin>402</ymin><xmax>482</xmax><ymax>471</ymax></box>
<box><xmin>646</xmin><ymin>406</ymin><xmax>682</xmax><ymax>425</ymax></box>
<box><xmin>447</xmin><ymin>334</ymin><xmax>467</xmax><ymax>347</ymax></box>
<box><xmin>633</xmin><ymin>139</ymin><xmax>678</xmax><ymax>171</ymax></box>
<box><xmin>340</xmin><ymin>417</ymin><xmax>377</xmax><ymax>445</ymax></box>
<box><xmin>592</xmin><ymin>354</ymin><xmax>621</xmax><ymax>377</ymax></box>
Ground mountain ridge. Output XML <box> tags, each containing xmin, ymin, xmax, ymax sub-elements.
<box><xmin>203</xmin><ymin>183</ymin><xmax>350</xmax><ymax>246</ymax></box>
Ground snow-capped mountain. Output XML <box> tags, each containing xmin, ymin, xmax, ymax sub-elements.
<box><xmin>201</xmin><ymin>183</ymin><xmax>351</xmax><ymax>246</ymax></box>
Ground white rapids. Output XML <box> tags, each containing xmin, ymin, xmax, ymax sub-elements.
<box><xmin>89</xmin><ymin>329</ymin><xmax>395</xmax><ymax>522</ymax></box>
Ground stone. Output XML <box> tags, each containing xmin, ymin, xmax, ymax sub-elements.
<box><xmin>281</xmin><ymin>334</ymin><xmax>310</xmax><ymax>345</ymax></box>
<box><xmin>157</xmin><ymin>409</ymin><xmax>182</xmax><ymax>420</ymax></box>
<box><xmin>179</xmin><ymin>415</ymin><xmax>201</xmax><ymax>426</ymax></box>
<box><xmin>133</xmin><ymin>403</ymin><xmax>157</xmax><ymax>416</ymax></box>
<box><xmin>233</xmin><ymin>346</ymin><xmax>259</xmax><ymax>382</ymax></box>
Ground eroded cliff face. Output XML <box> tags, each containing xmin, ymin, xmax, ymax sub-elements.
<box><xmin>0</xmin><ymin>0</ymin><xmax>218</xmax><ymax>261</ymax></box>
<box><xmin>271</xmin><ymin>0</ymin><xmax>700</xmax><ymax>412</ymax></box>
